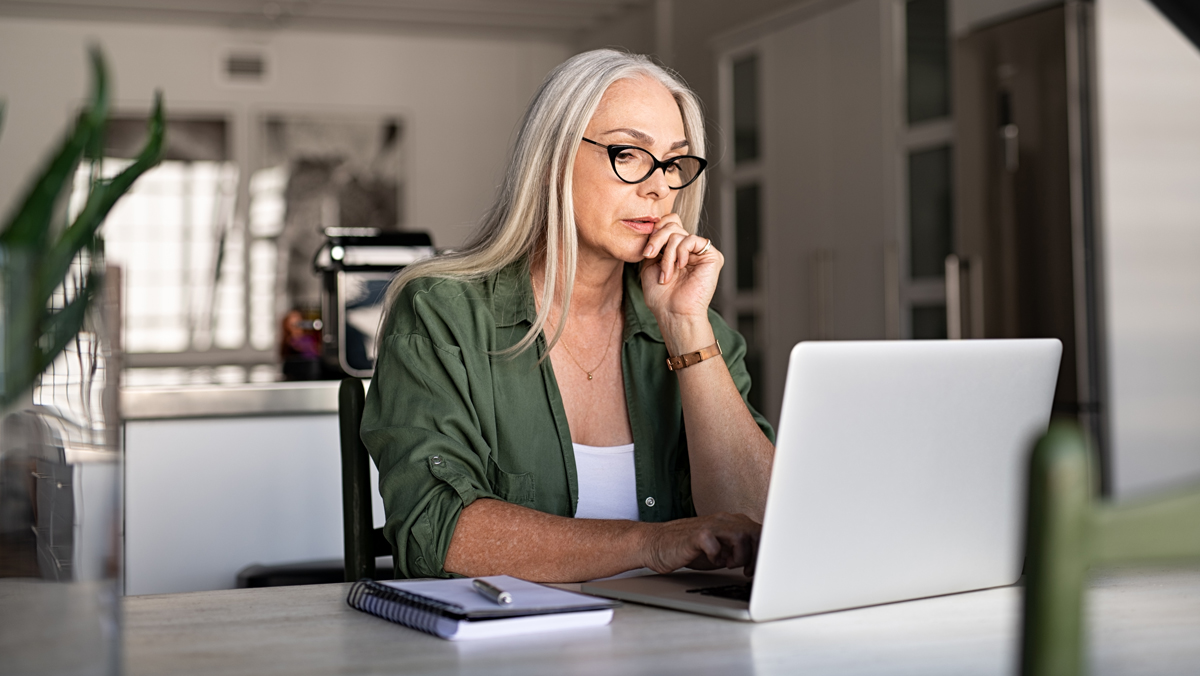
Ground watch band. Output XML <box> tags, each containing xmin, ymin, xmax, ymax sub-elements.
<box><xmin>666</xmin><ymin>341</ymin><xmax>723</xmax><ymax>371</ymax></box>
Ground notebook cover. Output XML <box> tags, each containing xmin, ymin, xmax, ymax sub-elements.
<box><xmin>375</xmin><ymin>575</ymin><xmax>618</xmax><ymax>620</ymax></box>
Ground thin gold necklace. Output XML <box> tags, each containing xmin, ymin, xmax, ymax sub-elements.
<box><xmin>557</xmin><ymin>308</ymin><xmax>620</xmax><ymax>381</ymax></box>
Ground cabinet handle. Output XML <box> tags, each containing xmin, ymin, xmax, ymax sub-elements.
<box><xmin>1002</xmin><ymin>124</ymin><xmax>1019</xmax><ymax>172</ymax></box>
<box><xmin>945</xmin><ymin>255</ymin><xmax>984</xmax><ymax>339</ymax></box>
<box><xmin>945</xmin><ymin>254</ymin><xmax>962</xmax><ymax>340</ymax></box>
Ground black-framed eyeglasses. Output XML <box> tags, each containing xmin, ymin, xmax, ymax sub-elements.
<box><xmin>581</xmin><ymin>137</ymin><xmax>708</xmax><ymax>190</ymax></box>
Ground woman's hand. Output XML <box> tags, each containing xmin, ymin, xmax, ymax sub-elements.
<box><xmin>639</xmin><ymin>512</ymin><xmax>761</xmax><ymax>576</ymax></box>
<box><xmin>639</xmin><ymin>214</ymin><xmax>723</xmax><ymax>325</ymax></box>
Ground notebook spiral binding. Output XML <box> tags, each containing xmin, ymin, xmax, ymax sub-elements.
<box><xmin>347</xmin><ymin>579</ymin><xmax>464</xmax><ymax>636</ymax></box>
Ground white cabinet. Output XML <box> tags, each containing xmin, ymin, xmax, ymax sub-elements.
<box><xmin>123</xmin><ymin>383</ymin><xmax>384</xmax><ymax>595</ymax></box>
<box><xmin>717</xmin><ymin>0</ymin><xmax>902</xmax><ymax>424</ymax></box>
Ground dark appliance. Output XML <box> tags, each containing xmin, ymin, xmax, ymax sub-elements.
<box><xmin>313</xmin><ymin>230</ymin><xmax>434</xmax><ymax>378</ymax></box>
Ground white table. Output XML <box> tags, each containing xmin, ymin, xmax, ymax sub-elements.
<box><xmin>123</xmin><ymin>567</ymin><xmax>1200</xmax><ymax>675</ymax></box>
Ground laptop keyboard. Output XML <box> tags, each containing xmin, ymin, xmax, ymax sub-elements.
<box><xmin>685</xmin><ymin>582</ymin><xmax>753</xmax><ymax>602</ymax></box>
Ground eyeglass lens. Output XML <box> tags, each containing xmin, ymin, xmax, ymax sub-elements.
<box><xmin>612</xmin><ymin>147</ymin><xmax>703</xmax><ymax>188</ymax></box>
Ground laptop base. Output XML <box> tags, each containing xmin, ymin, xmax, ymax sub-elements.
<box><xmin>582</xmin><ymin>570</ymin><xmax>753</xmax><ymax>621</ymax></box>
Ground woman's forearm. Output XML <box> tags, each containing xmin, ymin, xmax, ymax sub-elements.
<box><xmin>443</xmin><ymin>499</ymin><xmax>647</xmax><ymax>582</ymax></box>
<box><xmin>678</xmin><ymin>360</ymin><xmax>775</xmax><ymax>520</ymax></box>
<box><xmin>660</xmin><ymin>316</ymin><xmax>775</xmax><ymax>521</ymax></box>
<box><xmin>443</xmin><ymin>498</ymin><xmax>762</xmax><ymax>582</ymax></box>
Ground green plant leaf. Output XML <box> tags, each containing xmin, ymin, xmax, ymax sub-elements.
<box><xmin>0</xmin><ymin>48</ymin><xmax>127</xmax><ymax>409</ymax></box>
<box><xmin>84</xmin><ymin>46</ymin><xmax>109</xmax><ymax>163</ymax></box>
<box><xmin>2</xmin><ymin>246</ymin><xmax>41</xmax><ymax>405</ymax></box>
<box><xmin>40</xmin><ymin>92</ymin><xmax>164</xmax><ymax>308</ymax></box>
<box><xmin>32</xmin><ymin>269</ymin><xmax>98</xmax><ymax>381</ymax></box>
<box><xmin>0</xmin><ymin>120</ymin><xmax>89</xmax><ymax>252</ymax></box>
<box><xmin>0</xmin><ymin>50</ymin><xmax>108</xmax><ymax>251</ymax></box>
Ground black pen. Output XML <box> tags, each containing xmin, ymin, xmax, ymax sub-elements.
<box><xmin>472</xmin><ymin>578</ymin><xmax>514</xmax><ymax>605</ymax></box>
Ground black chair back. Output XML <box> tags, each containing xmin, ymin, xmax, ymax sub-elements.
<box><xmin>339</xmin><ymin>378</ymin><xmax>391</xmax><ymax>581</ymax></box>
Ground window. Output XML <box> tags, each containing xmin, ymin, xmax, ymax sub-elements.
<box><xmin>76</xmin><ymin>158</ymin><xmax>243</xmax><ymax>354</ymax></box>
<box><xmin>722</xmin><ymin>51</ymin><xmax>767</xmax><ymax>406</ymax></box>
<box><xmin>900</xmin><ymin>0</ymin><xmax>953</xmax><ymax>339</ymax></box>
<box><xmin>733</xmin><ymin>55</ymin><xmax>761</xmax><ymax>163</ymax></box>
<box><xmin>907</xmin><ymin>145</ymin><xmax>953</xmax><ymax>279</ymax></box>
<box><xmin>66</xmin><ymin>117</ymin><xmax>278</xmax><ymax>383</ymax></box>
<box><xmin>65</xmin><ymin>113</ymin><xmax>404</xmax><ymax>386</ymax></box>
<box><xmin>910</xmin><ymin>304</ymin><xmax>948</xmax><ymax>339</ymax></box>
<box><xmin>906</xmin><ymin>0</ymin><xmax>951</xmax><ymax>124</ymax></box>
<box><xmin>735</xmin><ymin>184</ymin><xmax>761</xmax><ymax>292</ymax></box>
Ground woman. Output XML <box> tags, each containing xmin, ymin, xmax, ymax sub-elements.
<box><xmin>362</xmin><ymin>49</ymin><xmax>775</xmax><ymax>583</ymax></box>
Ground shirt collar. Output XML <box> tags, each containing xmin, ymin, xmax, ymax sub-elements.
<box><xmin>491</xmin><ymin>258</ymin><xmax>664</xmax><ymax>344</ymax></box>
<box><xmin>492</xmin><ymin>259</ymin><xmax>535</xmax><ymax>328</ymax></box>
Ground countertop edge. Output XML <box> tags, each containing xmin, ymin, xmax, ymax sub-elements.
<box><xmin>121</xmin><ymin>380</ymin><xmax>366</xmax><ymax>420</ymax></box>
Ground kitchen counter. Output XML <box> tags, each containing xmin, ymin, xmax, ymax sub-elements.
<box><xmin>122</xmin><ymin>380</ymin><xmax>349</xmax><ymax>420</ymax></box>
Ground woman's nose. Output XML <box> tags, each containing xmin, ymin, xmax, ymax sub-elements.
<box><xmin>638</xmin><ymin>167</ymin><xmax>671</xmax><ymax>199</ymax></box>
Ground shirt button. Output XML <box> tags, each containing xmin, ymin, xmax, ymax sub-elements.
<box><xmin>431</xmin><ymin>456</ymin><xmax>443</xmax><ymax>465</ymax></box>
<box><xmin>644</xmin><ymin>496</ymin><xmax>655</xmax><ymax>507</ymax></box>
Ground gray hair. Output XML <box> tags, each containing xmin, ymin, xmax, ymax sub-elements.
<box><xmin>381</xmin><ymin>48</ymin><xmax>707</xmax><ymax>357</ymax></box>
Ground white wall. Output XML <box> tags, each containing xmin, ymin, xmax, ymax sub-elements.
<box><xmin>0</xmin><ymin>17</ymin><xmax>569</xmax><ymax>248</ymax></box>
<box><xmin>1097</xmin><ymin>0</ymin><xmax>1200</xmax><ymax>497</ymax></box>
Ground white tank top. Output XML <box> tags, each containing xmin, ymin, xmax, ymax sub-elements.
<box><xmin>572</xmin><ymin>442</ymin><xmax>640</xmax><ymax>521</ymax></box>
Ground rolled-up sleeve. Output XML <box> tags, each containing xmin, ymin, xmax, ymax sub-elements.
<box><xmin>361</xmin><ymin>290</ymin><xmax>500</xmax><ymax>579</ymax></box>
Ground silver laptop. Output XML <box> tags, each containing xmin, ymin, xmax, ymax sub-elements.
<box><xmin>583</xmin><ymin>339</ymin><xmax>1062</xmax><ymax>622</ymax></box>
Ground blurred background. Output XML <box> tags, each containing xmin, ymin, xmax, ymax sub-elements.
<box><xmin>1</xmin><ymin>0</ymin><xmax>1197</xmax><ymax>594</ymax></box>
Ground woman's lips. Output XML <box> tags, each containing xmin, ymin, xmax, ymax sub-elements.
<box><xmin>622</xmin><ymin>217</ymin><xmax>658</xmax><ymax>235</ymax></box>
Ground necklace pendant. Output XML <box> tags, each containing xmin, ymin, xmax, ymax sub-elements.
<box><xmin>587</xmin><ymin>372</ymin><xmax>594</xmax><ymax>380</ymax></box>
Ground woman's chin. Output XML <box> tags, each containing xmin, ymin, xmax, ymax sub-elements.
<box><xmin>614</xmin><ymin>244</ymin><xmax>650</xmax><ymax>265</ymax></box>
<box><xmin>579</xmin><ymin>239</ymin><xmax>648</xmax><ymax>266</ymax></box>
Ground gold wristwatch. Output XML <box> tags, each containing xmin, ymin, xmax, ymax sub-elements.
<box><xmin>666</xmin><ymin>341</ymin><xmax>722</xmax><ymax>371</ymax></box>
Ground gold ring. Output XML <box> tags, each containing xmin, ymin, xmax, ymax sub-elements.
<box><xmin>698</xmin><ymin>238</ymin><xmax>711</xmax><ymax>256</ymax></box>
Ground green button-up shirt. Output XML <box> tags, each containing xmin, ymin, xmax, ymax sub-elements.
<box><xmin>362</xmin><ymin>259</ymin><xmax>774</xmax><ymax>579</ymax></box>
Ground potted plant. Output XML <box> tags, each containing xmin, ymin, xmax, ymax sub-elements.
<box><xmin>0</xmin><ymin>47</ymin><xmax>164</xmax><ymax>675</ymax></box>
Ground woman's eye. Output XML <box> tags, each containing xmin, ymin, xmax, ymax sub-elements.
<box><xmin>664</xmin><ymin>163</ymin><xmax>680</xmax><ymax>175</ymax></box>
<box><xmin>615</xmin><ymin>150</ymin><xmax>638</xmax><ymax>163</ymax></box>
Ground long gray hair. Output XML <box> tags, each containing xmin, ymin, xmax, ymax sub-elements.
<box><xmin>381</xmin><ymin>48</ymin><xmax>707</xmax><ymax>356</ymax></box>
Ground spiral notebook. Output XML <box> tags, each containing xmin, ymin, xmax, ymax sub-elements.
<box><xmin>346</xmin><ymin>575</ymin><xmax>618</xmax><ymax>640</ymax></box>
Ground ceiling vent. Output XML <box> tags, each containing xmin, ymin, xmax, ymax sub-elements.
<box><xmin>221</xmin><ymin>50</ymin><xmax>269</xmax><ymax>84</ymax></box>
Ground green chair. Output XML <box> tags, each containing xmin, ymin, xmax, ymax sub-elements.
<box><xmin>339</xmin><ymin>377</ymin><xmax>392</xmax><ymax>581</ymax></box>
<box><xmin>1021</xmin><ymin>422</ymin><xmax>1200</xmax><ymax>676</ymax></box>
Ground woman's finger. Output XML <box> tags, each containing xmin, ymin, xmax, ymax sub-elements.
<box><xmin>676</xmin><ymin>234</ymin><xmax>710</xmax><ymax>271</ymax></box>
<box><xmin>715</xmin><ymin>528</ymin><xmax>745</xmax><ymax>569</ymax></box>
<box><xmin>682</xmin><ymin>237</ymin><xmax>713</xmax><ymax>268</ymax></box>
<box><xmin>681</xmin><ymin>237</ymin><xmax>697</xmax><ymax>269</ymax></box>
<box><xmin>744</xmin><ymin>534</ymin><xmax>758</xmax><ymax>577</ymax></box>
<box><xmin>666</xmin><ymin>234</ymin><xmax>716</xmax><ymax>283</ymax></box>
<box><xmin>659</xmin><ymin>232</ymin><xmax>687</xmax><ymax>284</ymax></box>
<box><xmin>696</xmin><ymin>530</ymin><xmax>723</xmax><ymax>563</ymax></box>
<box><xmin>728</xmin><ymin>531</ymin><xmax>749</xmax><ymax>569</ymax></box>
<box><xmin>643</xmin><ymin>218</ymin><xmax>687</xmax><ymax>259</ymax></box>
